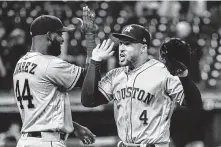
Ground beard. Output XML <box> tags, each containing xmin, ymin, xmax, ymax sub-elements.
<box><xmin>119</xmin><ymin>56</ymin><xmax>135</xmax><ymax>69</ymax></box>
<box><xmin>48</xmin><ymin>39</ymin><xmax>61</xmax><ymax>56</ymax></box>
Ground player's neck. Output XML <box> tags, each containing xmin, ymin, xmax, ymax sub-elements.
<box><xmin>31</xmin><ymin>37</ymin><xmax>48</xmax><ymax>55</ymax></box>
<box><xmin>129</xmin><ymin>57</ymin><xmax>150</xmax><ymax>70</ymax></box>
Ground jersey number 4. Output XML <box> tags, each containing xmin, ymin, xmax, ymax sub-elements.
<box><xmin>15</xmin><ymin>79</ymin><xmax>34</xmax><ymax>109</ymax></box>
<box><xmin>139</xmin><ymin>110</ymin><xmax>148</xmax><ymax>125</ymax></box>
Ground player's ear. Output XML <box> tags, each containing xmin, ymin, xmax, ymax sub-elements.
<box><xmin>46</xmin><ymin>32</ymin><xmax>52</xmax><ymax>42</ymax></box>
<box><xmin>141</xmin><ymin>44</ymin><xmax>147</xmax><ymax>54</ymax></box>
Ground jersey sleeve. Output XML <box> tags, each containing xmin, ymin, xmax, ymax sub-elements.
<box><xmin>165</xmin><ymin>75</ymin><xmax>185</xmax><ymax>105</ymax></box>
<box><xmin>98</xmin><ymin>70</ymin><xmax>115</xmax><ymax>102</ymax></box>
<box><xmin>45</xmin><ymin>58</ymin><xmax>82</xmax><ymax>91</ymax></box>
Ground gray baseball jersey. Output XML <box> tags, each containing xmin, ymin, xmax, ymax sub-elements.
<box><xmin>98</xmin><ymin>59</ymin><xmax>184</xmax><ymax>144</ymax></box>
<box><xmin>13</xmin><ymin>52</ymin><xmax>82</xmax><ymax>134</ymax></box>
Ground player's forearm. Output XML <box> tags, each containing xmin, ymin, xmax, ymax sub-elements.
<box><xmin>81</xmin><ymin>59</ymin><xmax>105</xmax><ymax>107</ymax></box>
<box><xmin>74</xmin><ymin>34</ymin><xmax>95</xmax><ymax>87</ymax></box>
<box><xmin>72</xmin><ymin>121</ymin><xmax>82</xmax><ymax>129</ymax></box>
<box><xmin>86</xmin><ymin>34</ymin><xmax>96</xmax><ymax>57</ymax></box>
<box><xmin>85</xmin><ymin>32</ymin><xmax>96</xmax><ymax>70</ymax></box>
<box><xmin>72</xmin><ymin>121</ymin><xmax>86</xmax><ymax>135</ymax></box>
<box><xmin>179</xmin><ymin>76</ymin><xmax>203</xmax><ymax>109</ymax></box>
<box><xmin>76</xmin><ymin>34</ymin><xmax>96</xmax><ymax>87</ymax></box>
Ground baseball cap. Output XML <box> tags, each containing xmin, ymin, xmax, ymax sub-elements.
<box><xmin>112</xmin><ymin>24</ymin><xmax>151</xmax><ymax>47</ymax></box>
<box><xmin>30</xmin><ymin>15</ymin><xmax>74</xmax><ymax>37</ymax></box>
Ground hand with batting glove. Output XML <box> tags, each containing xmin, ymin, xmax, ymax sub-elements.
<box><xmin>159</xmin><ymin>38</ymin><xmax>191</xmax><ymax>77</ymax></box>
<box><xmin>73</xmin><ymin>121</ymin><xmax>96</xmax><ymax>145</ymax></box>
<box><xmin>77</xmin><ymin>6</ymin><xmax>97</xmax><ymax>57</ymax></box>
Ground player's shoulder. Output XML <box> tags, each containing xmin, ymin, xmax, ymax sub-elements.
<box><xmin>154</xmin><ymin>60</ymin><xmax>180</xmax><ymax>79</ymax></box>
<box><xmin>151</xmin><ymin>59</ymin><xmax>166</xmax><ymax>68</ymax></box>
<box><xmin>106</xmin><ymin>66</ymin><xmax>126</xmax><ymax>77</ymax></box>
<box><xmin>43</xmin><ymin>55</ymin><xmax>73</xmax><ymax>72</ymax></box>
<box><xmin>109</xmin><ymin>66</ymin><xmax>127</xmax><ymax>74</ymax></box>
<box><xmin>151</xmin><ymin>59</ymin><xmax>171</xmax><ymax>75</ymax></box>
<box><xmin>45</xmin><ymin>55</ymin><xmax>66</xmax><ymax>64</ymax></box>
<box><xmin>26</xmin><ymin>53</ymin><xmax>68</xmax><ymax>67</ymax></box>
<box><xmin>24</xmin><ymin>52</ymin><xmax>70</xmax><ymax>68</ymax></box>
<box><xmin>150</xmin><ymin>59</ymin><xmax>180</xmax><ymax>82</ymax></box>
<box><xmin>19</xmin><ymin>52</ymin><xmax>58</xmax><ymax>62</ymax></box>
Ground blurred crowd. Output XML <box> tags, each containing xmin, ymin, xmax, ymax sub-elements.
<box><xmin>0</xmin><ymin>1</ymin><xmax>221</xmax><ymax>90</ymax></box>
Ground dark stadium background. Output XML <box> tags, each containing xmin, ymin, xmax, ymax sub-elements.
<box><xmin>0</xmin><ymin>1</ymin><xmax>221</xmax><ymax>147</ymax></box>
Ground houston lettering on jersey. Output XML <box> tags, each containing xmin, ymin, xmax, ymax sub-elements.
<box><xmin>114</xmin><ymin>87</ymin><xmax>154</xmax><ymax>105</ymax></box>
<box><xmin>98</xmin><ymin>59</ymin><xmax>185</xmax><ymax>144</ymax></box>
<box><xmin>14</xmin><ymin>61</ymin><xmax>37</xmax><ymax>75</ymax></box>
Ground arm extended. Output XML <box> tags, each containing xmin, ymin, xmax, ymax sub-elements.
<box><xmin>81</xmin><ymin>59</ymin><xmax>108</xmax><ymax>107</ymax></box>
<box><xmin>179</xmin><ymin>75</ymin><xmax>203</xmax><ymax>110</ymax></box>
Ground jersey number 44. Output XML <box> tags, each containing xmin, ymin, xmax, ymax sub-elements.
<box><xmin>15</xmin><ymin>79</ymin><xmax>35</xmax><ymax>109</ymax></box>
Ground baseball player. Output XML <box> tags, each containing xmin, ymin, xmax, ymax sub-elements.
<box><xmin>81</xmin><ymin>24</ymin><xmax>202</xmax><ymax>147</ymax></box>
<box><xmin>13</xmin><ymin>8</ymin><xmax>97</xmax><ymax>147</ymax></box>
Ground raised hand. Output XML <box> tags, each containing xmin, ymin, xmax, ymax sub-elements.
<box><xmin>77</xmin><ymin>6</ymin><xmax>97</xmax><ymax>34</ymax></box>
<box><xmin>92</xmin><ymin>39</ymin><xmax>115</xmax><ymax>61</ymax></box>
<box><xmin>77</xmin><ymin>5</ymin><xmax>98</xmax><ymax>57</ymax></box>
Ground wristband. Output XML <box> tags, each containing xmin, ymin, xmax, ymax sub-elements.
<box><xmin>86</xmin><ymin>34</ymin><xmax>96</xmax><ymax>57</ymax></box>
<box><xmin>91</xmin><ymin>59</ymin><xmax>102</xmax><ymax>70</ymax></box>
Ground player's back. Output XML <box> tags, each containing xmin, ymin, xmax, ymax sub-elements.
<box><xmin>13</xmin><ymin>52</ymin><xmax>73</xmax><ymax>133</ymax></box>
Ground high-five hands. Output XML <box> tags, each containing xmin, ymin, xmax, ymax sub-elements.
<box><xmin>92</xmin><ymin>39</ymin><xmax>115</xmax><ymax>61</ymax></box>
<box><xmin>77</xmin><ymin>6</ymin><xmax>97</xmax><ymax>34</ymax></box>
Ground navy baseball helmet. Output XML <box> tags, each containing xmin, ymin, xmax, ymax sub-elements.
<box><xmin>112</xmin><ymin>24</ymin><xmax>151</xmax><ymax>47</ymax></box>
<box><xmin>160</xmin><ymin>38</ymin><xmax>191</xmax><ymax>68</ymax></box>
